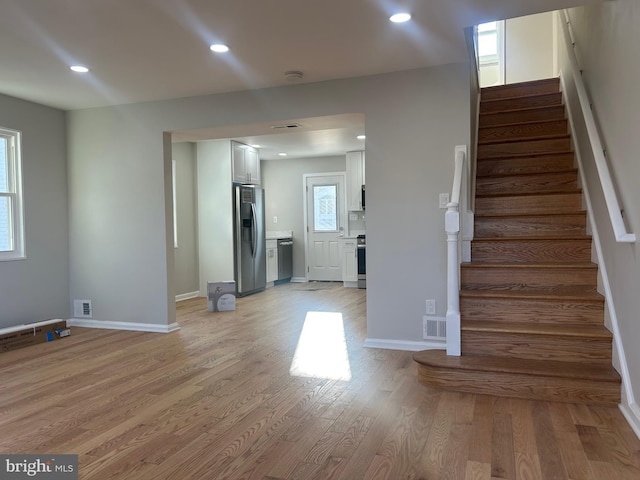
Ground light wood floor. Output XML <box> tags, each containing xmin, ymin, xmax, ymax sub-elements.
<box><xmin>1</xmin><ymin>283</ymin><xmax>639</xmax><ymax>479</ymax></box>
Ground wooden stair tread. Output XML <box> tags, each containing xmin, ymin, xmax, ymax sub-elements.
<box><xmin>472</xmin><ymin>235</ymin><xmax>590</xmax><ymax>241</ymax></box>
<box><xmin>413</xmin><ymin>350</ymin><xmax>620</xmax><ymax>383</ymax></box>
<box><xmin>479</xmin><ymin>104</ymin><xmax>565</xmax><ymax>117</ymax></box>
<box><xmin>479</xmin><ymin>132</ymin><xmax>569</xmax><ymax>146</ymax></box>
<box><xmin>476</xmin><ymin>189</ymin><xmax>582</xmax><ymax>198</ymax></box>
<box><xmin>477</xmin><ymin>150</ymin><xmax>574</xmax><ymax>160</ymax></box>
<box><xmin>461</xmin><ymin>320</ymin><xmax>612</xmax><ymax>339</ymax></box>
<box><xmin>474</xmin><ymin>212</ymin><xmax>585</xmax><ymax>219</ymax></box>
<box><xmin>462</xmin><ymin>261</ymin><xmax>596</xmax><ymax>269</ymax></box>
<box><xmin>478</xmin><ymin>149</ymin><xmax>574</xmax><ymax>161</ymax></box>
<box><xmin>459</xmin><ymin>288</ymin><xmax>604</xmax><ymax>302</ymax></box>
<box><xmin>478</xmin><ymin>133</ymin><xmax>570</xmax><ymax>146</ymax></box>
<box><xmin>480</xmin><ymin>93</ymin><xmax>563</xmax><ymax>114</ymax></box>
<box><xmin>478</xmin><ymin>118</ymin><xmax>567</xmax><ymax>130</ymax></box>
<box><xmin>481</xmin><ymin>91</ymin><xmax>562</xmax><ymax>104</ymax></box>
<box><xmin>479</xmin><ymin>106</ymin><xmax>567</xmax><ymax>128</ymax></box>
<box><xmin>481</xmin><ymin>78</ymin><xmax>560</xmax><ymax>97</ymax></box>
<box><xmin>476</xmin><ymin>168</ymin><xmax>578</xmax><ymax>179</ymax></box>
<box><xmin>475</xmin><ymin>212</ymin><xmax>585</xmax><ymax>218</ymax></box>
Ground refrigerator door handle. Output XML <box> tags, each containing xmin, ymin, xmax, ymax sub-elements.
<box><xmin>251</xmin><ymin>203</ymin><xmax>257</xmax><ymax>258</ymax></box>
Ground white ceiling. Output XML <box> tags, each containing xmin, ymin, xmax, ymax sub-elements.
<box><xmin>1</xmin><ymin>0</ymin><xmax>605</xmax><ymax>158</ymax></box>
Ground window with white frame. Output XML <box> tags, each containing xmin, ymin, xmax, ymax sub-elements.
<box><xmin>477</xmin><ymin>21</ymin><xmax>505</xmax><ymax>87</ymax></box>
<box><xmin>0</xmin><ymin>127</ymin><xmax>25</xmax><ymax>260</ymax></box>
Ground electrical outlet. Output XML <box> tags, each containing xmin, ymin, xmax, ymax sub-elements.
<box><xmin>273</xmin><ymin>216</ymin><xmax>278</xmax><ymax>224</ymax></box>
<box><xmin>426</xmin><ymin>299</ymin><xmax>436</xmax><ymax>315</ymax></box>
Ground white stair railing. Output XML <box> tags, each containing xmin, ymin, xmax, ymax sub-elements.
<box><xmin>559</xmin><ymin>10</ymin><xmax>635</xmax><ymax>243</ymax></box>
<box><xmin>445</xmin><ymin>145</ymin><xmax>468</xmax><ymax>356</ymax></box>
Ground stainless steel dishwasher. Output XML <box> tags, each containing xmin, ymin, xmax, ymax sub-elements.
<box><xmin>277</xmin><ymin>238</ymin><xmax>293</xmax><ymax>283</ymax></box>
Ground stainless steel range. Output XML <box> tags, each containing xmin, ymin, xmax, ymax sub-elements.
<box><xmin>357</xmin><ymin>234</ymin><xmax>366</xmax><ymax>289</ymax></box>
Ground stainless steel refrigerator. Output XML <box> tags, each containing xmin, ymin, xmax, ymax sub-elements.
<box><xmin>233</xmin><ymin>184</ymin><xmax>266</xmax><ymax>297</ymax></box>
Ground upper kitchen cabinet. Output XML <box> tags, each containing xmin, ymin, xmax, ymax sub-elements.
<box><xmin>232</xmin><ymin>141</ymin><xmax>261</xmax><ymax>185</ymax></box>
<box><xmin>346</xmin><ymin>150</ymin><xmax>365</xmax><ymax>211</ymax></box>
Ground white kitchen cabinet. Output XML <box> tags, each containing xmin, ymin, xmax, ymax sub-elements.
<box><xmin>342</xmin><ymin>239</ymin><xmax>358</xmax><ymax>286</ymax></box>
<box><xmin>232</xmin><ymin>141</ymin><xmax>261</xmax><ymax>185</ymax></box>
<box><xmin>266</xmin><ymin>239</ymin><xmax>278</xmax><ymax>283</ymax></box>
<box><xmin>346</xmin><ymin>150</ymin><xmax>365</xmax><ymax>211</ymax></box>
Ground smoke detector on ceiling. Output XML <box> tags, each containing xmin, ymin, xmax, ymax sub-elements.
<box><xmin>284</xmin><ymin>70</ymin><xmax>304</xmax><ymax>81</ymax></box>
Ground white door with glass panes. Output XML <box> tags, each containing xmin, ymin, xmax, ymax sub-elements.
<box><xmin>306</xmin><ymin>174</ymin><xmax>345</xmax><ymax>281</ymax></box>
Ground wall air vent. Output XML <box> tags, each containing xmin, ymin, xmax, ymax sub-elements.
<box><xmin>423</xmin><ymin>315</ymin><xmax>446</xmax><ymax>340</ymax></box>
<box><xmin>270</xmin><ymin>123</ymin><xmax>302</xmax><ymax>130</ymax></box>
<box><xmin>74</xmin><ymin>299</ymin><xmax>93</xmax><ymax>318</ymax></box>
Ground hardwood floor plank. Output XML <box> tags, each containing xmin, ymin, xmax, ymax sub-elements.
<box><xmin>532</xmin><ymin>402</ymin><xmax>569</xmax><ymax>480</ymax></box>
<box><xmin>514</xmin><ymin>452</ymin><xmax>542</xmax><ymax>480</ymax></box>
<box><xmin>440</xmin><ymin>423</ymin><xmax>473</xmax><ymax>480</ymax></box>
<box><xmin>491</xmin><ymin>413</ymin><xmax>516</xmax><ymax>479</ymax></box>
<box><xmin>468</xmin><ymin>395</ymin><xmax>494</xmax><ymax>464</ymax></box>
<box><xmin>465</xmin><ymin>460</ymin><xmax>492</xmax><ymax>480</ymax></box>
<box><xmin>510</xmin><ymin>399</ymin><xmax>538</xmax><ymax>456</ymax></box>
<box><xmin>554</xmin><ymin>429</ymin><xmax>596</xmax><ymax>480</ymax></box>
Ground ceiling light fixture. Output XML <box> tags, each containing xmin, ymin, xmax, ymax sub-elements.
<box><xmin>357</xmin><ymin>135</ymin><xmax>366</xmax><ymax>140</ymax></box>
<box><xmin>70</xmin><ymin>65</ymin><xmax>90</xmax><ymax>73</ymax></box>
<box><xmin>209</xmin><ymin>44</ymin><xmax>230</xmax><ymax>53</ymax></box>
<box><xmin>278</xmin><ymin>152</ymin><xmax>288</xmax><ymax>157</ymax></box>
<box><xmin>389</xmin><ymin>13</ymin><xmax>411</xmax><ymax>23</ymax></box>
<box><xmin>251</xmin><ymin>144</ymin><xmax>261</xmax><ymax>149</ymax></box>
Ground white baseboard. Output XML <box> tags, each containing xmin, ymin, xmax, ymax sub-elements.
<box><xmin>291</xmin><ymin>277</ymin><xmax>306</xmax><ymax>283</ymax></box>
<box><xmin>364</xmin><ymin>338</ymin><xmax>446</xmax><ymax>352</ymax></box>
<box><xmin>67</xmin><ymin>318</ymin><xmax>180</xmax><ymax>334</ymax></box>
<box><xmin>175</xmin><ymin>291</ymin><xmax>200</xmax><ymax>302</ymax></box>
<box><xmin>620</xmin><ymin>401</ymin><xmax>640</xmax><ymax>440</ymax></box>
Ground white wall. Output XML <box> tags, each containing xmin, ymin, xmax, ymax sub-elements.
<box><xmin>562</xmin><ymin>1</ymin><xmax>640</xmax><ymax>431</ymax></box>
<box><xmin>0</xmin><ymin>94</ymin><xmax>69</xmax><ymax>328</ymax></box>
<box><xmin>196</xmin><ymin>140</ymin><xmax>234</xmax><ymax>294</ymax></box>
<box><xmin>172</xmin><ymin>142</ymin><xmax>199</xmax><ymax>296</ymax></box>
<box><xmin>262</xmin><ymin>156</ymin><xmax>346</xmax><ymax>279</ymax></box>
<box><xmin>68</xmin><ymin>110</ymin><xmax>174</xmax><ymax>326</ymax></box>
<box><xmin>67</xmin><ymin>64</ymin><xmax>470</xmax><ymax>343</ymax></box>
<box><xmin>506</xmin><ymin>12</ymin><xmax>556</xmax><ymax>84</ymax></box>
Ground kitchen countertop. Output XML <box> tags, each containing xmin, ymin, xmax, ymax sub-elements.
<box><xmin>266</xmin><ymin>230</ymin><xmax>293</xmax><ymax>240</ymax></box>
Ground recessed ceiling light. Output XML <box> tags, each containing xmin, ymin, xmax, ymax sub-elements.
<box><xmin>357</xmin><ymin>135</ymin><xmax>366</xmax><ymax>140</ymax></box>
<box><xmin>209</xmin><ymin>44</ymin><xmax>230</xmax><ymax>53</ymax></box>
<box><xmin>389</xmin><ymin>13</ymin><xmax>411</xmax><ymax>23</ymax></box>
<box><xmin>251</xmin><ymin>144</ymin><xmax>261</xmax><ymax>149</ymax></box>
<box><xmin>70</xmin><ymin>65</ymin><xmax>89</xmax><ymax>73</ymax></box>
<box><xmin>278</xmin><ymin>152</ymin><xmax>288</xmax><ymax>157</ymax></box>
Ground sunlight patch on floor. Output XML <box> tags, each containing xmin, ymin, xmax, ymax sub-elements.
<box><xmin>289</xmin><ymin>311</ymin><xmax>352</xmax><ymax>381</ymax></box>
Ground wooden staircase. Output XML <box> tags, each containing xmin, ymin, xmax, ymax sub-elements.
<box><xmin>414</xmin><ymin>78</ymin><xmax>621</xmax><ymax>406</ymax></box>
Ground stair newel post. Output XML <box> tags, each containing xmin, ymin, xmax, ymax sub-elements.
<box><xmin>445</xmin><ymin>205</ymin><xmax>461</xmax><ymax>356</ymax></box>
<box><xmin>446</xmin><ymin>147</ymin><xmax>465</xmax><ymax>356</ymax></box>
